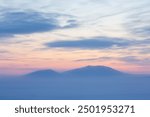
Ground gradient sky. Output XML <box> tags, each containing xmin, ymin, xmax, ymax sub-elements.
<box><xmin>0</xmin><ymin>0</ymin><xmax>150</xmax><ymax>75</ymax></box>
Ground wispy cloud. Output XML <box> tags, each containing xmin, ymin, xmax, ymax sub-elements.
<box><xmin>75</xmin><ymin>57</ymin><xmax>112</xmax><ymax>62</ymax></box>
<box><xmin>0</xmin><ymin>50</ymin><xmax>10</xmax><ymax>54</ymax></box>
<box><xmin>123</xmin><ymin>5</ymin><xmax>150</xmax><ymax>38</ymax></box>
<box><xmin>75</xmin><ymin>55</ymin><xmax>150</xmax><ymax>66</ymax></box>
<box><xmin>120</xmin><ymin>56</ymin><xmax>150</xmax><ymax>65</ymax></box>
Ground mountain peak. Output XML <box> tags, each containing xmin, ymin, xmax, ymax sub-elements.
<box><xmin>24</xmin><ymin>69</ymin><xmax>59</xmax><ymax>78</ymax></box>
<box><xmin>63</xmin><ymin>65</ymin><xmax>125</xmax><ymax>78</ymax></box>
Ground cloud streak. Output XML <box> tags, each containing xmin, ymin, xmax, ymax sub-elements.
<box><xmin>124</xmin><ymin>5</ymin><xmax>150</xmax><ymax>38</ymax></box>
<box><xmin>45</xmin><ymin>36</ymin><xmax>150</xmax><ymax>50</ymax></box>
<box><xmin>46</xmin><ymin>37</ymin><xmax>131</xmax><ymax>49</ymax></box>
<box><xmin>75</xmin><ymin>56</ymin><xmax>150</xmax><ymax>66</ymax></box>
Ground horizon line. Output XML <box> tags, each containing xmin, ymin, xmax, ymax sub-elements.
<box><xmin>0</xmin><ymin>65</ymin><xmax>150</xmax><ymax>76</ymax></box>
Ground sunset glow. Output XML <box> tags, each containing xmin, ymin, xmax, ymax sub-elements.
<box><xmin>0</xmin><ymin>0</ymin><xmax>150</xmax><ymax>75</ymax></box>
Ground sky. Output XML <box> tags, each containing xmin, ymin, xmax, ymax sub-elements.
<box><xmin>0</xmin><ymin>0</ymin><xmax>150</xmax><ymax>75</ymax></box>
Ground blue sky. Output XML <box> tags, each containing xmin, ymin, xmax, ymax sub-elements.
<box><xmin>0</xmin><ymin>0</ymin><xmax>150</xmax><ymax>75</ymax></box>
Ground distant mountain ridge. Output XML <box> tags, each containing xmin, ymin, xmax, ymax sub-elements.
<box><xmin>25</xmin><ymin>69</ymin><xmax>60</xmax><ymax>78</ymax></box>
<box><xmin>63</xmin><ymin>65</ymin><xmax>127</xmax><ymax>78</ymax></box>
<box><xmin>24</xmin><ymin>65</ymin><xmax>130</xmax><ymax>79</ymax></box>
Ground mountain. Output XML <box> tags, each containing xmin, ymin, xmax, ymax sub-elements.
<box><xmin>23</xmin><ymin>65</ymin><xmax>143</xmax><ymax>79</ymax></box>
<box><xmin>2</xmin><ymin>66</ymin><xmax>150</xmax><ymax>100</ymax></box>
<box><xmin>24</xmin><ymin>69</ymin><xmax>60</xmax><ymax>78</ymax></box>
<box><xmin>63</xmin><ymin>65</ymin><xmax>128</xmax><ymax>78</ymax></box>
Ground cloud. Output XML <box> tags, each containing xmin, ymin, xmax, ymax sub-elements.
<box><xmin>140</xmin><ymin>48</ymin><xmax>150</xmax><ymax>54</ymax></box>
<box><xmin>0</xmin><ymin>10</ymin><xmax>78</xmax><ymax>36</ymax></box>
<box><xmin>120</xmin><ymin>56</ymin><xmax>141</xmax><ymax>63</ymax></box>
<box><xmin>46</xmin><ymin>37</ymin><xmax>131</xmax><ymax>49</ymax></box>
<box><xmin>124</xmin><ymin>7</ymin><xmax>150</xmax><ymax>38</ymax></box>
<box><xmin>0</xmin><ymin>50</ymin><xmax>10</xmax><ymax>54</ymax></box>
<box><xmin>120</xmin><ymin>56</ymin><xmax>150</xmax><ymax>65</ymax></box>
<box><xmin>75</xmin><ymin>57</ymin><xmax>112</xmax><ymax>62</ymax></box>
<box><xmin>75</xmin><ymin>55</ymin><xmax>150</xmax><ymax>66</ymax></box>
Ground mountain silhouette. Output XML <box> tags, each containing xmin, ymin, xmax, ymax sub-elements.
<box><xmin>24</xmin><ymin>69</ymin><xmax>60</xmax><ymax>78</ymax></box>
<box><xmin>24</xmin><ymin>66</ymin><xmax>129</xmax><ymax>79</ymax></box>
<box><xmin>63</xmin><ymin>65</ymin><xmax>128</xmax><ymax>78</ymax></box>
<box><xmin>1</xmin><ymin>66</ymin><xmax>150</xmax><ymax>100</ymax></box>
